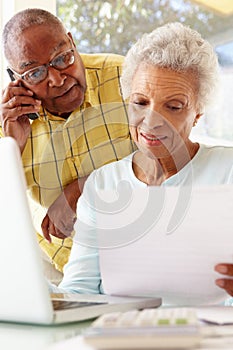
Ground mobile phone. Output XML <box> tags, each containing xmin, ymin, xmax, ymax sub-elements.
<box><xmin>7</xmin><ymin>68</ymin><xmax>39</xmax><ymax>120</ymax></box>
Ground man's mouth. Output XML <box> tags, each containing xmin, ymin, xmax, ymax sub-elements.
<box><xmin>55</xmin><ymin>85</ymin><xmax>75</xmax><ymax>98</ymax></box>
<box><xmin>55</xmin><ymin>83</ymin><xmax>84</xmax><ymax>99</ymax></box>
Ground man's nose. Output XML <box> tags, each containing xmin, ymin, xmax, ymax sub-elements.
<box><xmin>47</xmin><ymin>67</ymin><xmax>66</xmax><ymax>87</ymax></box>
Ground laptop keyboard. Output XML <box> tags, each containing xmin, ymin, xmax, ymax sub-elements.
<box><xmin>52</xmin><ymin>299</ymin><xmax>107</xmax><ymax>311</ymax></box>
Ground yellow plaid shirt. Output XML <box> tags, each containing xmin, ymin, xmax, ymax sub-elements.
<box><xmin>1</xmin><ymin>53</ymin><xmax>135</xmax><ymax>272</ymax></box>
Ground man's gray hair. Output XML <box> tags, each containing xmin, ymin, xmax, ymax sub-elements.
<box><xmin>2</xmin><ymin>8</ymin><xmax>66</xmax><ymax>60</ymax></box>
<box><xmin>121</xmin><ymin>22</ymin><xmax>219</xmax><ymax>111</ymax></box>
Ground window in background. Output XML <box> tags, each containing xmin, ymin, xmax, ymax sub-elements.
<box><xmin>57</xmin><ymin>0</ymin><xmax>233</xmax><ymax>144</ymax></box>
<box><xmin>0</xmin><ymin>0</ymin><xmax>56</xmax><ymax>89</ymax></box>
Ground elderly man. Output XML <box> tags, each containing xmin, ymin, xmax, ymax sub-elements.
<box><xmin>0</xmin><ymin>8</ymin><xmax>135</xmax><ymax>278</ymax></box>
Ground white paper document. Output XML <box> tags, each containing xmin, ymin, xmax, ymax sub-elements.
<box><xmin>99</xmin><ymin>185</ymin><xmax>233</xmax><ymax>306</ymax></box>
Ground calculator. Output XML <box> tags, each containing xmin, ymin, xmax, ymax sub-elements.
<box><xmin>83</xmin><ymin>307</ymin><xmax>202</xmax><ymax>349</ymax></box>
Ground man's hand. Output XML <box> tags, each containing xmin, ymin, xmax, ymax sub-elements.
<box><xmin>0</xmin><ymin>80</ymin><xmax>41</xmax><ymax>152</ymax></box>
<box><xmin>41</xmin><ymin>177</ymin><xmax>87</xmax><ymax>242</ymax></box>
<box><xmin>215</xmin><ymin>263</ymin><xmax>233</xmax><ymax>297</ymax></box>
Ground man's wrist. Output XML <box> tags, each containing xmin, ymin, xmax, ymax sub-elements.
<box><xmin>64</xmin><ymin>177</ymin><xmax>87</xmax><ymax>211</ymax></box>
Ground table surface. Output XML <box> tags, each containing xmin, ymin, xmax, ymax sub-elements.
<box><xmin>1</xmin><ymin>319</ymin><xmax>233</xmax><ymax>350</ymax></box>
<box><xmin>0</xmin><ymin>319</ymin><xmax>91</xmax><ymax>350</ymax></box>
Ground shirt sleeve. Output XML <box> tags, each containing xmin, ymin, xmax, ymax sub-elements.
<box><xmin>51</xmin><ymin>171</ymin><xmax>103</xmax><ymax>294</ymax></box>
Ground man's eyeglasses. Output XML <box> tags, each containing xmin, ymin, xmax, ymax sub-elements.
<box><xmin>7</xmin><ymin>48</ymin><xmax>75</xmax><ymax>85</ymax></box>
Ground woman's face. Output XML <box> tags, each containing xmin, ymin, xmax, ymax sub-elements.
<box><xmin>129</xmin><ymin>63</ymin><xmax>201</xmax><ymax>160</ymax></box>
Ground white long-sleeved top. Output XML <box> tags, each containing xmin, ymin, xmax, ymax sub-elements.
<box><xmin>49</xmin><ymin>144</ymin><xmax>233</xmax><ymax>297</ymax></box>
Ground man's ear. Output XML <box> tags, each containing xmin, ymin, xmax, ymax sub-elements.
<box><xmin>67</xmin><ymin>32</ymin><xmax>76</xmax><ymax>48</ymax></box>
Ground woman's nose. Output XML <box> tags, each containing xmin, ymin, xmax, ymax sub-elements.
<box><xmin>142</xmin><ymin>108</ymin><xmax>164</xmax><ymax>129</ymax></box>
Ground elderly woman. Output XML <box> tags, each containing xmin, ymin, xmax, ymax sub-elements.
<box><xmin>51</xmin><ymin>22</ymin><xmax>233</xmax><ymax>300</ymax></box>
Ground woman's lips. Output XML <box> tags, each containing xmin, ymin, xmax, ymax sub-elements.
<box><xmin>140</xmin><ymin>131</ymin><xmax>167</xmax><ymax>146</ymax></box>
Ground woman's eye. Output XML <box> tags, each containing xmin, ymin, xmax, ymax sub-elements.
<box><xmin>168</xmin><ymin>105</ymin><xmax>182</xmax><ymax>110</ymax></box>
<box><xmin>133</xmin><ymin>101</ymin><xmax>148</xmax><ymax>106</ymax></box>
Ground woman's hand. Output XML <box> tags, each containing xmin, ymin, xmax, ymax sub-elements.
<box><xmin>215</xmin><ymin>263</ymin><xmax>233</xmax><ymax>297</ymax></box>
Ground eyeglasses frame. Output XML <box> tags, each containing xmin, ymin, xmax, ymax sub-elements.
<box><xmin>7</xmin><ymin>42</ymin><xmax>75</xmax><ymax>85</ymax></box>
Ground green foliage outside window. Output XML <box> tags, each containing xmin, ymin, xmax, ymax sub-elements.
<box><xmin>57</xmin><ymin>0</ymin><xmax>233</xmax><ymax>57</ymax></box>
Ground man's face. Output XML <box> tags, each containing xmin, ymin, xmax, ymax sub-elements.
<box><xmin>9</xmin><ymin>25</ymin><xmax>86</xmax><ymax>116</ymax></box>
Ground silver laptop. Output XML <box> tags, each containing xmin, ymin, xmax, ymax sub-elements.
<box><xmin>0</xmin><ymin>137</ymin><xmax>161</xmax><ymax>325</ymax></box>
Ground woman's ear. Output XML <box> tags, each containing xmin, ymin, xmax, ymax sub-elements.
<box><xmin>193</xmin><ymin>113</ymin><xmax>203</xmax><ymax>127</ymax></box>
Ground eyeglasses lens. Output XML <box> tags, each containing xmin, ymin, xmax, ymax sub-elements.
<box><xmin>25</xmin><ymin>50</ymin><xmax>75</xmax><ymax>84</ymax></box>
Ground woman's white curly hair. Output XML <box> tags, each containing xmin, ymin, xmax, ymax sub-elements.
<box><xmin>120</xmin><ymin>22</ymin><xmax>219</xmax><ymax>112</ymax></box>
